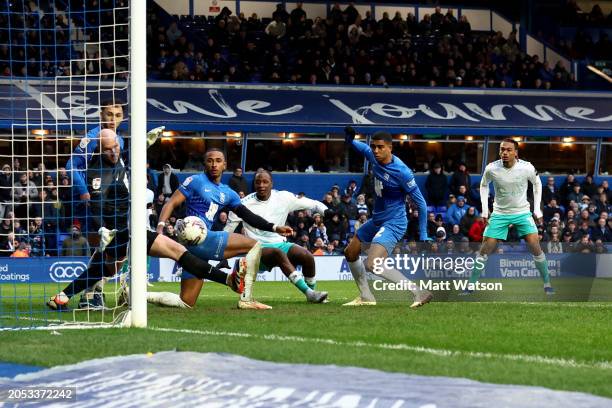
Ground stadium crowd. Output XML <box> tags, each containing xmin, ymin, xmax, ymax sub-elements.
<box><xmin>0</xmin><ymin>0</ymin><xmax>580</xmax><ymax>90</ymax></box>
<box><xmin>146</xmin><ymin>4</ymin><xmax>577</xmax><ymax>89</ymax></box>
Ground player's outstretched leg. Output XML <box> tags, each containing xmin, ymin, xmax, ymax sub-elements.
<box><xmin>524</xmin><ymin>233</ymin><xmax>554</xmax><ymax>295</ymax></box>
<box><xmin>47</xmin><ymin>251</ymin><xmax>105</xmax><ymax>311</ymax></box>
<box><xmin>343</xmin><ymin>235</ymin><xmax>377</xmax><ymax>306</ymax></box>
<box><xmin>260</xmin><ymin>246</ymin><xmax>328</xmax><ymax>303</ymax></box>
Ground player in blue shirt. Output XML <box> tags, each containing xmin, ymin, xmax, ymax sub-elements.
<box><xmin>343</xmin><ymin>127</ymin><xmax>433</xmax><ymax>308</ymax></box>
<box><xmin>157</xmin><ymin>149</ymin><xmax>293</xmax><ymax>310</ymax></box>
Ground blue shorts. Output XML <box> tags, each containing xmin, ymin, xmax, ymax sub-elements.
<box><xmin>356</xmin><ymin>218</ymin><xmax>407</xmax><ymax>256</ymax></box>
<box><xmin>181</xmin><ymin>230</ymin><xmax>229</xmax><ymax>280</ymax></box>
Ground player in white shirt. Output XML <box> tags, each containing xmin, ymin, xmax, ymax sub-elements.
<box><xmin>467</xmin><ymin>139</ymin><xmax>554</xmax><ymax>294</ymax></box>
<box><xmin>225</xmin><ymin>170</ymin><xmax>329</xmax><ymax>303</ymax></box>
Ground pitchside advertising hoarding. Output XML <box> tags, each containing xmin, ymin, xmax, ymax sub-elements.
<box><xmin>0</xmin><ymin>254</ymin><xmax>610</xmax><ymax>284</ymax></box>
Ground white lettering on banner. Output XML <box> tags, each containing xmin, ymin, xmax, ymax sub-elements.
<box><xmin>236</xmin><ymin>100</ymin><xmax>302</xmax><ymax>115</ymax></box>
<box><xmin>512</xmin><ymin>105</ymin><xmax>575</xmax><ymax>122</ymax></box>
<box><xmin>140</xmin><ymin>89</ymin><xmax>612</xmax><ymax>125</ymax></box>
<box><xmin>462</xmin><ymin>103</ymin><xmax>511</xmax><ymax>120</ymax></box>
<box><xmin>0</xmin><ymin>273</ymin><xmax>30</xmax><ymax>282</ymax></box>
<box><xmin>565</xmin><ymin>107</ymin><xmax>612</xmax><ymax>122</ymax></box>
<box><xmin>49</xmin><ymin>261</ymin><xmax>88</xmax><ymax>282</ymax></box>
<box><xmin>147</xmin><ymin>90</ymin><xmax>237</xmax><ymax>118</ymax></box>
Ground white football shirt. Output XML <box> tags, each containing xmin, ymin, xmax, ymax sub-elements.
<box><xmin>225</xmin><ymin>190</ymin><xmax>328</xmax><ymax>243</ymax></box>
<box><xmin>481</xmin><ymin>159</ymin><xmax>541</xmax><ymax>216</ymax></box>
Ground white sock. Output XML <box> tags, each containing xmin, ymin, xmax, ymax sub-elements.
<box><xmin>241</xmin><ymin>242</ymin><xmax>261</xmax><ymax>302</ymax></box>
<box><xmin>379</xmin><ymin>265</ymin><xmax>422</xmax><ymax>297</ymax></box>
<box><xmin>147</xmin><ymin>291</ymin><xmax>190</xmax><ymax>308</ymax></box>
<box><xmin>348</xmin><ymin>259</ymin><xmax>375</xmax><ymax>301</ymax></box>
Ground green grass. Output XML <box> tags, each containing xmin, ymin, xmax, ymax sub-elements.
<box><xmin>1</xmin><ymin>281</ymin><xmax>612</xmax><ymax>399</ymax></box>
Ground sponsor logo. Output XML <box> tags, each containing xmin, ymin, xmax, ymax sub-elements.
<box><xmin>219</xmin><ymin>192</ymin><xmax>225</xmax><ymax>204</ymax></box>
<box><xmin>49</xmin><ymin>261</ymin><xmax>88</xmax><ymax>282</ymax></box>
<box><xmin>183</xmin><ymin>176</ymin><xmax>193</xmax><ymax>187</ymax></box>
<box><xmin>92</xmin><ymin>177</ymin><xmax>101</xmax><ymax>190</ymax></box>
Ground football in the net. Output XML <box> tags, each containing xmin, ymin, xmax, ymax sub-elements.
<box><xmin>175</xmin><ymin>216</ymin><xmax>208</xmax><ymax>246</ymax></box>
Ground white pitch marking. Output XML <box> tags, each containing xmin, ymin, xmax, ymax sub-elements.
<box><xmin>150</xmin><ymin>326</ymin><xmax>612</xmax><ymax>371</ymax></box>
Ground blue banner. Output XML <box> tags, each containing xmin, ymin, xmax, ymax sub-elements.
<box><xmin>2</xmin><ymin>80</ymin><xmax>612</xmax><ymax>136</ymax></box>
<box><xmin>0</xmin><ymin>257</ymin><xmax>161</xmax><ymax>284</ymax></box>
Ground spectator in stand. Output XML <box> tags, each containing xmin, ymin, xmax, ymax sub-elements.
<box><xmin>449</xmin><ymin>162</ymin><xmax>471</xmax><ymax>197</ymax></box>
<box><xmin>575</xmin><ymin>234</ymin><xmax>594</xmax><ymax>253</ymax></box>
<box><xmin>567</xmin><ymin>183</ymin><xmax>584</xmax><ymax>206</ymax></box>
<box><xmin>425</xmin><ymin>162</ymin><xmax>447</xmax><ymax>206</ymax></box>
<box><xmin>28</xmin><ymin>217</ymin><xmax>45</xmax><ymax>257</ymax></box>
<box><xmin>13</xmin><ymin>172</ymin><xmax>38</xmax><ymax>222</ymax></box>
<box><xmin>596</xmin><ymin>192</ymin><xmax>611</xmax><ymax>214</ymax></box>
<box><xmin>447</xmin><ymin>195</ymin><xmax>476</xmax><ymax>226</ymax></box>
<box><xmin>354</xmin><ymin>212</ymin><xmax>368</xmax><ymax>232</ymax></box>
<box><xmin>10</xmin><ymin>242</ymin><xmax>29</xmax><ymax>258</ymax></box>
<box><xmin>459</xmin><ymin>206</ymin><xmax>478</xmax><ymax>236</ymax></box>
<box><xmin>468</xmin><ymin>216</ymin><xmax>486</xmax><ymax>242</ymax></box>
<box><xmin>338</xmin><ymin>193</ymin><xmax>358</xmax><ymax>220</ymax></box>
<box><xmin>543</xmin><ymin>198</ymin><xmax>565</xmax><ymax>222</ymax></box>
<box><xmin>355</xmin><ymin>194</ymin><xmax>369</xmax><ymax>216</ymax></box>
<box><xmin>265</xmin><ymin>15</ymin><xmax>286</xmax><ymax>40</ymax></box>
<box><xmin>577</xmin><ymin>220</ymin><xmax>592</xmax><ymax>239</ymax></box>
<box><xmin>448</xmin><ymin>224</ymin><xmax>464</xmax><ymax>242</ymax></box>
<box><xmin>321</xmin><ymin>192</ymin><xmax>337</xmax><ymax>213</ymax></box>
<box><xmin>559</xmin><ymin>174</ymin><xmax>576</xmax><ymax>205</ymax></box>
<box><xmin>542</xmin><ymin>176</ymin><xmax>560</xmax><ymax>205</ymax></box>
<box><xmin>591</xmin><ymin>217</ymin><xmax>612</xmax><ymax>242</ymax></box>
<box><xmin>61</xmin><ymin>224</ymin><xmax>90</xmax><ymax>256</ymax></box>
<box><xmin>156</xmin><ymin>164</ymin><xmax>179</xmax><ymax>203</ymax></box>
<box><xmin>0</xmin><ymin>164</ymin><xmax>11</xmax><ymax>220</ymax></box>
<box><xmin>546</xmin><ymin>231</ymin><xmax>563</xmax><ymax>254</ymax></box>
<box><xmin>601</xmin><ymin>180</ymin><xmax>611</xmax><ymax>200</ymax></box>
<box><xmin>311</xmin><ymin>237</ymin><xmax>325</xmax><ymax>255</ymax></box>
<box><xmin>228</xmin><ymin>167</ymin><xmax>249</xmax><ymax>196</ymax></box>
<box><xmin>581</xmin><ymin>173</ymin><xmax>598</xmax><ymax>198</ymax></box>
<box><xmin>323</xmin><ymin>241</ymin><xmax>341</xmax><ymax>255</ymax></box>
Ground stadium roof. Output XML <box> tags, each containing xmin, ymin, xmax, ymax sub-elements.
<box><xmin>1</xmin><ymin>79</ymin><xmax>612</xmax><ymax>136</ymax></box>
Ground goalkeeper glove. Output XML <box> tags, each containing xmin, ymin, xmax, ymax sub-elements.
<box><xmin>147</xmin><ymin>126</ymin><xmax>165</xmax><ymax>147</ymax></box>
<box><xmin>344</xmin><ymin>126</ymin><xmax>356</xmax><ymax>144</ymax></box>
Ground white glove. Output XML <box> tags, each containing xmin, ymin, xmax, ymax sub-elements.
<box><xmin>98</xmin><ymin>227</ymin><xmax>117</xmax><ymax>252</ymax></box>
<box><xmin>147</xmin><ymin>126</ymin><xmax>165</xmax><ymax>147</ymax></box>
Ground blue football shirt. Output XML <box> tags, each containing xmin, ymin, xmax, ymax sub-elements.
<box><xmin>178</xmin><ymin>174</ymin><xmax>242</xmax><ymax>229</ymax></box>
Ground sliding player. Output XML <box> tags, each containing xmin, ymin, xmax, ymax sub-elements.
<box><xmin>466</xmin><ymin>138</ymin><xmax>554</xmax><ymax>294</ymax></box>
<box><xmin>342</xmin><ymin>127</ymin><xmax>432</xmax><ymax>308</ymax></box>
<box><xmin>47</xmin><ymin>130</ymin><xmax>245</xmax><ymax>311</ymax></box>
<box><xmin>225</xmin><ymin>170</ymin><xmax>328</xmax><ymax>303</ymax></box>
<box><xmin>157</xmin><ymin>149</ymin><xmax>293</xmax><ymax>309</ymax></box>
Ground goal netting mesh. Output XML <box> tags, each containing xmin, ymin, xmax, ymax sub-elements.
<box><xmin>0</xmin><ymin>0</ymin><xmax>144</xmax><ymax>330</ymax></box>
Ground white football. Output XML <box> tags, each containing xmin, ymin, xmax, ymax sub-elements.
<box><xmin>175</xmin><ymin>216</ymin><xmax>208</xmax><ymax>246</ymax></box>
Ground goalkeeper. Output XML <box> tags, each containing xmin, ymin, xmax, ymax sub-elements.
<box><xmin>65</xmin><ymin>100</ymin><xmax>163</xmax><ymax>230</ymax></box>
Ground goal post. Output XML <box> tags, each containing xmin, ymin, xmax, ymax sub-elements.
<box><xmin>129</xmin><ymin>0</ymin><xmax>148</xmax><ymax>328</ymax></box>
<box><xmin>0</xmin><ymin>0</ymin><xmax>147</xmax><ymax>330</ymax></box>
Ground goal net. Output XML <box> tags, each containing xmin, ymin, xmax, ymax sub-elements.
<box><xmin>0</xmin><ymin>0</ymin><xmax>147</xmax><ymax>330</ymax></box>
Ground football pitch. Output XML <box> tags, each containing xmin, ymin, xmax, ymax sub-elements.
<box><xmin>1</xmin><ymin>280</ymin><xmax>612</xmax><ymax>399</ymax></box>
